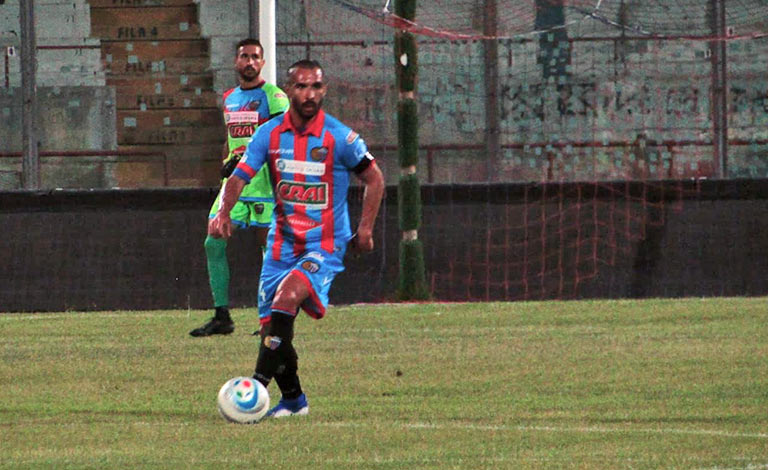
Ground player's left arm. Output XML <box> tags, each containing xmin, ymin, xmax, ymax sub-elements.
<box><xmin>352</xmin><ymin>160</ymin><xmax>385</xmax><ymax>253</ymax></box>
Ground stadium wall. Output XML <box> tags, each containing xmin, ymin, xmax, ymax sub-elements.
<box><xmin>1</xmin><ymin>180</ymin><xmax>767</xmax><ymax>313</ymax></box>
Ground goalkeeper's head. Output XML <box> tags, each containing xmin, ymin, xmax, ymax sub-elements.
<box><xmin>285</xmin><ymin>60</ymin><xmax>326</xmax><ymax>122</ymax></box>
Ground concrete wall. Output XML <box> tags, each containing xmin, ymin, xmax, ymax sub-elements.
<box><xmin>0</xmin><ymin>0</ymin><xmax>114</xmax><ymax>189</ymax></box>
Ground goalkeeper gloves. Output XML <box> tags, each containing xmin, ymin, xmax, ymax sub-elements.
<box><xmin>220</xmin><ymin>155</ymin><xmax>241</xmax><ymax>179</ymax></box>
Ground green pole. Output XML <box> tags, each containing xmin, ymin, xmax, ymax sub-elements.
<box><xmin>394</xmin><ymin>0</ymin><xmax>428</xmax><ymax>300</ymax></box>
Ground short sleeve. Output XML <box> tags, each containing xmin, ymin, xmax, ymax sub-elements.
<box><xmin>337</xmin><ymin>129</ymin><xmax>371</xmax><ymax>171</ymax></box>
<box><xmin>268</xmin><ymin>87</ymin><xmax>290</xmax><ymax>116</ymax></box>
<box><xmin>233</xmin><ymin>124</ymin><xmax>270</xmax><ymax>182</ymax></box>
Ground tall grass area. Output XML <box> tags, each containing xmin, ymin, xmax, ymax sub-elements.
<box><xmin>1</xmin><ymin>298</ymin><xmax>767</xmax><ymax>469</ymax></box>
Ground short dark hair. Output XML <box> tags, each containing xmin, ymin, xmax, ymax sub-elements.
<box><xmin>235</xmin><ymin>38</ymin><xmax>263</xmax><ymax>55</ymax></box>
<box><xmin>286</xmin><ymin>59</ymin><xmax>324</xmax><ymax>81</ymax></box>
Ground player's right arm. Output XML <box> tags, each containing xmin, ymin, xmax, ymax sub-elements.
<box><xmin>210</xmin><ymin>175</ymin><xmax>247</xmax><ymax>238</ymax></box>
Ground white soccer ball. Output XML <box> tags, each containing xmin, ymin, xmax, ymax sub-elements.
<box><xmin>217</xmin><ymin>376</ymin><xmax>270</xmax><ymax>424</ymax></box>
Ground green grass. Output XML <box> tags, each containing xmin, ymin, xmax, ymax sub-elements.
<box><xmin>1</xmin><ymin>298</ymin><xmax>767</xmax><ymax>469</ymax></box>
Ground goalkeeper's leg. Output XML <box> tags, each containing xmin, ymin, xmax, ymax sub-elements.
<box><xmin>205</xmin><ymin>235</ymin><xmax>231</xmax><ymax>309</ymax></box>
<box><xmin>189</xmin><ymin>234</ymin><xmax>234</xmax><ymax>336</ymax></box>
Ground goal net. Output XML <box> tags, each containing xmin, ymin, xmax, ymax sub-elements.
<box><xmin>273</xmin><ymin>0</ymin><xmax>768</xmax><ymax>301</ymax></box>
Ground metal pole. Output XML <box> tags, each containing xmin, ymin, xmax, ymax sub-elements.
<box><xmin>710</xmin><ymin>0</ymin><xmax>728</xmax><ymax>178</ymax></box>
<box><xmin>259</xmin><ymin>0</ymin><xmax>277</xmax><ymax>85</ymax></box>
<box><xmin>483</xmin><ymin>0</ymin><xmax>499</xmax><ymax>182</ymax></box>
<box><xmin>20</xmin><ymin>0</ymin><xmax>40</xmax><ymax>189</ymax></box>
<box><xmin>248</xmin><ymin>0</ymin><xmax>258</xmax><ymax>39</ymax></box>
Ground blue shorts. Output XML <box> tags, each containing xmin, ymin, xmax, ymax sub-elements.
<box><xmin>257</xmin><ymin>248</ymin><xmax>347</xmax><ymax>324</ymax></box>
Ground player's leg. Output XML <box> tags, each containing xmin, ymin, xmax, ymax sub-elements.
<box><xmin>189</xmin><ymin>193</ymin><xmax>248</xmax><ymax>337</ymax></box>
<box><xmin>255</xmin><ymin>251</ymin><xmax>345</xmax><ymax>417</ymax></box>
<box><xmin>252</xmin><ymin>268</ymin><xmax>312</xmax><ymax>417</ymax></box>
<box><xmin>247</xmin><ymin>198</ymin><xmax>274</xmax><ymax>335</ymax></box>
<box><xmin>253</xmin><ymin>271</ymin><xmax>308</xmax><ymax>385</ymax></box>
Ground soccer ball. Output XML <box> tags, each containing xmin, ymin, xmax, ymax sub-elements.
<box><xmin>217</xmin><ymin>376</ymin><xmax>270</xmax><ymax>424</ymax></box>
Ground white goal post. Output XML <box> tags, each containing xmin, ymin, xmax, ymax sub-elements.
<box><xmin>259</xmin><ymin>0</ymin><xmax>277</xmax><ymax>85</ymax></box>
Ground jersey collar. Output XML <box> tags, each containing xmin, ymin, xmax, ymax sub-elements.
<box><xmin>281</xmin><ymin>109</ymin><xmax>325</xmax><ymax>137</ymax></box>
<box><xmin>240</xmin><ymin>79</ymin><xmax>265</xmax><ymax>91</ymax></box>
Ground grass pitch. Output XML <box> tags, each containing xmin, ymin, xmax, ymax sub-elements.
<box><xmin>1</xmin><ymin>298</ymin><xmax>767</xmax><ymax>469</ymax></box>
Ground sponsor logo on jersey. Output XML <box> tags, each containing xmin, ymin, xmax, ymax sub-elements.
<box><xmin>346</xmin><ymin>130</ymin><xmax>359</xmax><ymax>144</ymax></box>
<box><xmin>301</xmin><ymin>260</ymin><xmax>320</xmax><ymax>273</ymax></box>
<box><xmin>284</xmin><ymin>214</ymin><xmax>321</xmax><ymax>234</ymax></box>
<box><xmin>276</xmin><ymin>158</ymin><xmax>326</xmax><ymax>176</ymax></box>
<box><xmin>231</xmin><ymin>145</ymin><xmax>247</xmax><ymax>157</ymax></box>
<box><xmin>305</xmin><ymin>251</ymin><xmax>326</xmax><ymax>262</ymax></box>
<box><xmin>228</xmin><ymin>123</ymin><xmax>255</xmax><ymax>138</ymax></box>
<box><xmin>269</xmin><ymin>148</ymin><xmax>294</xmax><ymax>156</ymax></box>
<box><xmin>225</xmin><ymin>111</ymin><xmax>260</xmax><ymax>123</ymax></box>
<box><xmin>310</xmin><ymin>146</ymin><xmax>329</xmax><ymax>162</ymax></box>
<box><xmin>274</xmin><ymin>92</ymin><xmax>287</xmax><ymax>99</ymax></box>
<box><xmin>277</xmin><ymin>181</ymin><xmax>328</xmax><ymax>209</ymax></box>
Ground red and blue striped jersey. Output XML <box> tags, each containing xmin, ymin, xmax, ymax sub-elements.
<box><xmin>233</xmin><ymin>109</ymin><xmax>374</xmax><ymax>260</ymax></box>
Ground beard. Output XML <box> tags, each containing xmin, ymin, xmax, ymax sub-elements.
<box><xmin>295</xmin><ymin>98</ymin><xmax>322</xmax><ymax>119</ymax></box>
<box><xmin>238</xmin><ymin>67</ymin><xmax>258</xmax><ymax>82</ymax></box>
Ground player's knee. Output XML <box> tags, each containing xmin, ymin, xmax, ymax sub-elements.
<box><xmin>267</xmin><ymin>311</ymin><xmax>294</xmax><ymax>339</ymax></box>
<box><xmin>272</xmin><ymin>290</ymin><xmax>302</xmax><ymax>313</ymax></box>
<box><xmin>273</xmin><ymin>273</ymin><xmax>310</xmax><ymax>312</ymax></box>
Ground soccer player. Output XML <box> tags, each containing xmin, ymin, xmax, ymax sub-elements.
<box><xmin>209</xmin><ymin>59</ymin><xmax>385</xmax><ymax>417</ymax></box>
<box><xmin>190</xmin><ymin>39</ymin><xmax>289</xmax><ymax>337</ymax></box>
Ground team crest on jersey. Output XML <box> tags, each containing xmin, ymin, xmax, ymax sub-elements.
<box><xmin>245</xmin><ymin>100</ymin><xmax>261</xmax><ymax>111</ymax></box>
<box><xmin>346</xmin><ymin>130</ymin><xmax>359</xmax><ymax>144</ymax></box>
<box><xmin>277</xmin><ymin>181</ymin><xmax>328</xmax><ymax>209</ymax></box>
<box><xmin>310</xmin><ymin>146</ymin><xmax>329</xmax><ymax>162</ymax></box>
<box><xmin>300</xmin><ymin>260</ymin><xmax>320</xmax><ymax>273</ymax></box>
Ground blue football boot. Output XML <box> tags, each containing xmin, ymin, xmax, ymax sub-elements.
<box><xmin>266</xmin><ymin>393</ymin><xmax>309</xmax><ymax>418</ymax></box>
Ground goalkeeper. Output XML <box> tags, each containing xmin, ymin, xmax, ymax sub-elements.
<box><xmin>190</xmin><ymin>38</ymin><xmax>289</xmax><ymax>337</ymax></box>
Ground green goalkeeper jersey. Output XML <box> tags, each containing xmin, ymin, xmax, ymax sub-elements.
<box><xmin>222</xmin><ymin>81</ymin><xmax>289</xmax><ymax>200</ymax></box>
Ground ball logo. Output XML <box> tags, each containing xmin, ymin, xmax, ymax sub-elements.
<box><xmin>230</xmin><ymin>378</ymin><xmax>259</xmax><ymax>410</ymax></box>
<box><xmin>310</xmin><ymin>146</ymin><xmax>329</xmax><ymax>162</ymax></box>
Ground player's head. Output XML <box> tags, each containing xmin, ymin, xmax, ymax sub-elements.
<box><xmin>285</xmin><ymin>60</ymin><xmax>326</xmax><ymax>121</ymax></box>
<box><xmin>235</xmin><ymin>38</ymin><xmax>265</xmax><ymax>84</ymax></box>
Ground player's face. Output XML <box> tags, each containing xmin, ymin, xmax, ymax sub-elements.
<box><xmin>235</xmin><ymin>45</ymin><xmax>265</xmax><ymax>83</ymax></box>
<box><xmin>287</xmin><ymin>67</ymin><xmax>326</xmax><ymax>121</ymax></box>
